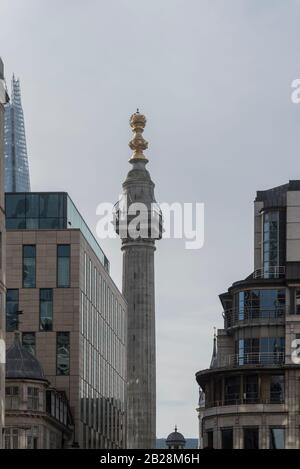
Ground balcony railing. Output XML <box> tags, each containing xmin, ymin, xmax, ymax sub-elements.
<box><xmin>205</xmin><ymin>393</ymin><xmax>284</xmax><ymax>409</ymax></box>
<box><xmin>217</xmin><ymin>352</ymin><xmax>285</xmax><ymax>368</ymax></box>
<box><xmin>253</xmin><ymin>266</ymin><xmax>285</xmax><ymax>279</ymax></box>
<box><xmin>113</xmin><ymin>200</ymin><xmax>163</xmax><ymax>240</ymax></box>
<box><xmin>223</xmin><ymin>307</ymin><xmax>285</xmax><ymax>329</ymax></box>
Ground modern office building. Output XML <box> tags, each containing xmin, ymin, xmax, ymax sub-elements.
<box><xmin>0</xmin><ymin>58</ymin><xmax>8</xmax><ymax>449</ymax></box>
<box><xmin>5</xmin><ymin>192</ymin><xmax>127</xmax><ymax>448</ymax></box>
<box><xmin>196</xmin><ymin>181</ymin><xmax>300</xmax><ymax>449</ymax></box>
<box><xmin>5</xmin><ymin>332</ymin><xmax>73</xmax><ymax>449</ymax></box>
<box><xmin>114</xmin><ymin>111</ymin><xmax>162</xmax><ymax>448</ymax></box>
<box><xmin>4</xmin><ymin>75</ymin><xmax>31</xmax><ymax>192</ymax></box>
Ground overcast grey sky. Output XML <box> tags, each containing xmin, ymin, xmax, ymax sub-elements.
<box><xmin>1</xmin><ymin>0</ymin><xmax>300</xmax><ymax>437</ymax></box>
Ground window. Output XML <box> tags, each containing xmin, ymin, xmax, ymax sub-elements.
<box><xmin>26</xmin><ymin>427</ymin><xmax>38</xmax><ymax>449</ymax></box>
<box><xmin>263</xmin><ymin>211</ymin><xmax>279</xmax><ymax>277</ymax></box>
<box><xmin>6</xmin><ymin>386</ymin><xmax>19</xmax><ymax>410</ymax></box>
<box><xmin>221</xmin><ymin>428</ymin><xmax>233</xmax><ymax>449</ymax></box>
<box><xmin>57</xmin><ymin>245</ymin><xmax>70</xmax><ymax>288</ymax></box>
<box><xmin>5</xmin><ymin>193</ymin><xmax>66</xmax><ymax>230</ymax></box>
<box><xmin>235</xmin><ymin>289</ymin><xmax>285</xmax><ymax>321</ymax></box>
<box><xmin>270</xmin><ymin>428</ymin><xmax>285</xmax><ymax>449</ymax></box>
<box><xmin>244</xmin><ymin>427</ymin><xmax>259</xmax><ymax>449</ymax></box>
<box><xmin>56</xmin><ymin>332</ymin><xmax>70</xmax><ymax>375</ymax></box>
<box><xmin>237</xmin><ymin>291</ymin><xmax>245</xmax><ymax>320</ymax></box>
<box><xmin>235</xmin><ymin>337</ymin><xmax>285</xmax><ymax>365</ymax></box>
<box><xmin>22</xmin><ymin>332</ymin><xmax>36</xmax><ymax>355</ymax></box>
<box><xmin>224</xmin><ymin>376</ymin><xmax>240</xmax><ymax>405</ymax></box>
<box><xmin>206</xmin><ymin>430</ymin><xmax>214</xmax><ymax>449</ymax></box>
<box><xmin>6</xmin><ymin>289</ymin><xmax>19</xmax><ymax>332</ymax></box>
<box><xmin>4</xmin><ymin>428</ymin><xmax>19</xmax><ymax>449</ymax></box>
<box><xmin>23</xmin><ymin>245</ymin><xmax>36</xmax><ymax>288</ymax></box>
<box><xmin>296</xmin><ymin>290</ymin><xmax>300</xmax><ymax>314</ymax></box>
<box><xmin>40</xmin><ymin>193</ymin><xmax>63</xmax><ymax>219</ymax></box>
<box><xmin>40</xmin><ymin>289</ymin><xmax>53</xmax><ymax>331</ymax></box>
<box><xmin>5</xmin><ymin>193</ymin><xmax>26</xmax><ymax>218</ymax></box>
<box><xmin>270</xmin><ymin>375</ymin><xmax>285</xmax><ymax>403</ymax></box>
<box><xmin>28</xmin><ymin>387</ymin><xmax>39</xmax><ymax>411</ymax></box>
<box><xmin>243</xmin><ymin>375</ymin><xmax>258</xmax><ymax>404</ymax></box>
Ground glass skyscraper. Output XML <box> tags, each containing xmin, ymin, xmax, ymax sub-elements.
<box><xmin>4</xmin><ymin>76</ymin><xmax>31</xmax><ymax>192</ymax></box>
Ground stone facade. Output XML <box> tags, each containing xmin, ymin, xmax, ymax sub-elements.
<box><xmin>6</xmin><ymin>222</ymin><xmax>127</xmax><ymax>448</ymax></box>
<box><xmin>0</xmin><ymin>58</ymin><xmax>8</xmax><ymax>449</ymax></box>
<box><xmin>196</xmin><ymin>181</ymin><xmax>300</xmax><ymax>449</ymax></box>
<box><xmin>5</xmin><ymin>334</ymin><xmax>73</xmax><ymax>449</ymax></box>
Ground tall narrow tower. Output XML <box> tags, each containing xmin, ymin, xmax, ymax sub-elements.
<box><xmin>4</xmin><ymin>75</ymin><xmax>31</xmax><ymax>192</ymax></box>
<box><xmin>115</xmin><ymin>111</ymin><xmax>162</xmax><ymax>448</ymax></box>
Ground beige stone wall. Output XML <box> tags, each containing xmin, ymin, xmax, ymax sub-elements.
<box><xmin>6</xmin><ymin>228</ymin><xmax>127</xmax><ymax>448</ymax></box>
<box><xmin>0</xmin><ymin>94</ymin><xmax>6</xmax><ymax>449</ymax></box>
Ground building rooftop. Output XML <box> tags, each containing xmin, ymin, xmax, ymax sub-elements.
<box><xmin>5</xmin><ymin>191</ymin><xmax>110</xmax><ymax>272</ymax></box>
<box><xmin>6</xmin><ymin>333</ymin><xmax>46</xmax><ymax>381</ymax></box>
<box><xmin>255</xmin><ymin>180</ymin><xmax>300</xmax><ymax>208</ymax></box>
<box><xmin>166</xmin><ymin>426</ymin><xmax>186</xmax><ymax>445</ymax></box>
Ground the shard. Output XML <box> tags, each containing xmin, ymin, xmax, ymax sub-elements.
<box><xmin>4</xmin><ymin>75</ymin><xmax>31</xmax><ymax>192</ymax></box>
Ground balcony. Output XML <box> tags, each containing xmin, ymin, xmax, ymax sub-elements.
<box><xmin>253</xmin><ymin>266</ymin><xmax>285</xmax><ymax>279</ymax></box>
<box><xmin>204</xmin><ymin>393</ymin><xmax>284</xmax><ymax>409</ymax></box>
<box><xmin>217</xmin><ymin>352</ymin><xmax>285</xmax><ymax>368</ymax></box>
<box><xmin>223</xmin><ymin>307</ymin><xmax>285</xmax><ymax>329</ymax></box>
<box><xmin>113</xmin><ymin>200</ymin><xmax>163</xmax><ymax>240</ymax></box>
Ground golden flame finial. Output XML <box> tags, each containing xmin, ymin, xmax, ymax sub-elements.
<box><xmin>129</xmin><ymin>110</ymin><xmax>148</xmax><ymax>161</ymax></box>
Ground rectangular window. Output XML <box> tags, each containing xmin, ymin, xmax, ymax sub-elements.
<box><xmin>40</xmin><ymin>289</ymin><xmax>53</xmax><ymax>331</ymax></box>
<box><xmin>296</xmin><ymin>290</ymin><xmax>300</xmax><ymax>314</ymax></box>
<box><xmin>28</xmin><ymin>387</ymin><xmax>39</xmax><ymax>410</ymax></box>
<box><xmin>243</xmin><ymin>375</ymin><xmax>258</xmax><ymax>404</ymax></box>
<box><xmin>26</xmin><ymin>427</ymin><xmax>38</xmax><ymax>449</ymax></box>
<box><xmin>56</xmin><ymin>332</ymin><xmax>70</xmax><ymax>375</ymax></box>
<box><xmin>224</xmin><ymin>376</ymin><xmax>240</xmax><ymax>405</ymax></box>
<box><xmin>206</xmin><ymin>430</ymin><xmax>214</xmax><ymax>449</ymax></box>
<box><xmin>270</xmin><ymin>428</ymin><xmax>285</xmax><ymax>449</ymax></box>
<box><xmin>57</xmin><ymin>245</ymin><xmax>70</xmax><ymax>288</ymax></box>
<box><xmin>270</xmin><ymin>375</ymin><xmax>285</xmax><ymax>403</ymax></box>
<box><xmin>6</xmin><ymin>289</ymin><xmax>19</xmax><ymax>332</ymax></box>
<box><xmin>4</xmin><ymin>428</ymin><xmax>19</xmax><ymax>449</ymax></box>
<box><xmin>221</xmin><ymin>428</ymin><xmax>233</xmax><ymax>449</ymax></box>
<box><xmin>244</xmin><ymin>427</ymin><xmax>259</xmax><ymax>449</ymax></box>
<box><xmin>23</xmin><ymin>245</ymin><xmax>36</xmax><ymax>288</ymax></box>
<box><xmin>5</xmin><ymin>386</ymin><xmax>19</xmax><ymax>410</ymax></box>
<box><xmin>263</xmin><ymin>211</ymin><xmax>280</xmax><ymax>277</ymax></box>
<box><xmin>22</xmin><ymin>332</ymin><xmax>36</xmax><ymax>355</ymax></box>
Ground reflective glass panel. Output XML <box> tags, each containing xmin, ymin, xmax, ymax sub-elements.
<box><xmin>23</xmin><ymin>245</ymin><xmax>36</xmax><ymax>288</ymax></box>
<box><xmin>40</xmin><ymin>289</ymin><xmax>53</xmax><ymax>331</ymax></box>
<box><xmin>56</xmin><ymin>332</ymin><xmax>70</xmax><ymax>376</ymax></box>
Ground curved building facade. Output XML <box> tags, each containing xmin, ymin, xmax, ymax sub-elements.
<box><xmin>196</xmin><ymin>181</ymin><xmax>300</xmax><ymax>449</ymax></box>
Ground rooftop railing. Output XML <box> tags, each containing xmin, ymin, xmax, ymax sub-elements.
<box><xmin>217</xmin><ymin>352</ymin><xmax>285</xmax><ymax>368</ymax></box>
<box><xmin>253</xmin><ymin>266</ymin><xmax>285</xmax><ymax>279</ymax></box>
<box><xmin>223</xmin><ymin>307</ymin><xmax>285</xmax><ymax>329</ymax></box>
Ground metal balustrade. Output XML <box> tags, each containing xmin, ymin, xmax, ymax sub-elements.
<box><xmin>253</xmin><ymin>266</ymin><xmax>285</xmax><ymax>279</ymax></box>
<box><xmin>217</xmin><ymin>352</ymin><xmax>285</xmax><ymax>368</ymax></box>
<box><xmin>205</xmin><ymin>393</ymin><xmax>284</xmax><ymax>409</ymax></box>
<box><xmin>223</xmin><ymin>307</ymin><xmax>285</xmax><ymax>329</ymax></box>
